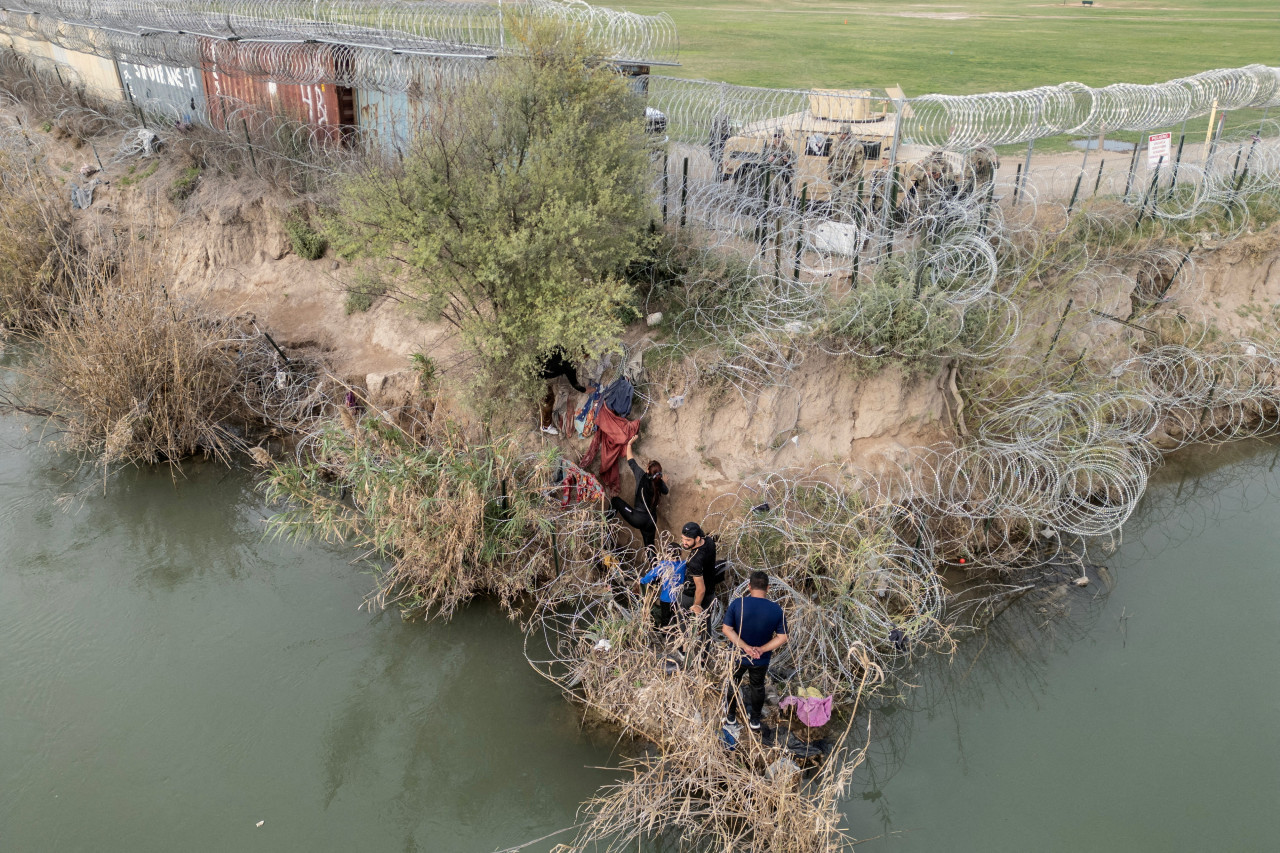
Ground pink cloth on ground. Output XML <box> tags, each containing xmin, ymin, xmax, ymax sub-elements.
<box><xmin>779</xmin><ymin>695</ymin><xmax>833</xmax><ymax>727</ymax></box>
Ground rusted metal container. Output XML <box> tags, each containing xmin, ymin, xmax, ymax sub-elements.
<box><xmin>355</xmin><ymin>87</ymin><xmax>428</xmax><ymax>156</ymax></box>
<box><xmin>116</xmin><ymin>57</ymin><xmax>206</xmax><ymax>125</ymax></box>
<box><xmin>199</xmin><ymin>39</ymin><xmax>355</xmax><ymax>143</ymax></box>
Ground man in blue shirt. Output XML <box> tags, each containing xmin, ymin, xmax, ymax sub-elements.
<box><xmin>721</xmin><ymin>570</ymin><xmax>788</xmax><ymax>731</ymax></box>
<box><xmin>638</xmin><ymin>551</ymin><xmax>686</xmax><ymax>629</ymax></box>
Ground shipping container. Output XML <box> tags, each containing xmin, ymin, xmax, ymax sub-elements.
<box><xmin>355</xmin><ymin>88</ymin><xmax>428</xmax><ymax>157</ymax></box>
<box><xmin>116</xmin><ymin>57</ymin><xmax>206</xmax><ymax>125</ymax></box>
<box><xmin>47</xmin><ymin>43</ymin><xmax>123</xmax><ymax>101</ymax></box>
<box><xmin>1</xmin><ymin>29</ymin><xmax>122</xmax><ymax>100</ymax></box>
<box><xmin>199</xmin><ymin>39</ymin><xmax>355</xmax><ymax>144</ymax></box>
<box><xmin>354</xmin><ymin>58</ymin><xmax>484</xmax><ymax>156</ymax></box>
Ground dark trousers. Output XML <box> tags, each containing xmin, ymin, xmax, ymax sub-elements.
<box><xmin>610</xmin><ymin>496</ymin><xmax>656</xmax><ymax>553</ymax></box>
<box><xmin>724</xmin><ymin>660</ymin><xmax>768</xmax><ymax>723</ymax></box>
<box><xmin>653</xmin><ymin>599</ymin><xmax>674</xmax><ymax>629</ymax></box>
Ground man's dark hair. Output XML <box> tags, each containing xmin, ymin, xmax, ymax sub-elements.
<box><xmin>748</xmin><ymin>570</ymin><xmax>769</xmax><ymax>591</ymax></box>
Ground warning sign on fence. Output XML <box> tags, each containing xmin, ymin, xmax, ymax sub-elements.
<box><xmin>1148</xmin><ymin>132</ymin><xmax>1172</xmax><ymax>168</ymax></box>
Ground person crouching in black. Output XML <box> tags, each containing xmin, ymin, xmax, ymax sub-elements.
<box><xmin>611</xmin><ymin>436</ymin><xmax>667</xmax><ymax>558</ymax></box>
<box><xmin>680</xmin><ymin>521</ymin><xmax>717</xmax><ymax>617</ymax></box>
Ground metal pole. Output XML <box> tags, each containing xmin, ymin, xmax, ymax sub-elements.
<box><xmin>661</xmin><ymin>152</ymin><xmax>668</xmax><ymax>223</ymax></box>
<box><xmin>793</xmin><ymin>184</ymin><xmax>807</xmax><ymax>282</ymax></box>
<box><xmin>877</xmin><ymin>96</ymin><xmax>905</xmax><ymax>250</ymax></box>
<box><xmin>679</xmin><ymin>156</ymin><xmax>688</xmax><ymax>228</ymax></box>
<box><xmin>242</xmin><ymin>118</ymin><xmax>259</xmax><ymax>175</ymax></box>
<box><xmin>1123</xmin><ymin>143</ymin><xmax>1140</xmax><ymax>199</ymax></box>
<box><xmin>1093</xmin><ymin>159</ymin><xmax>1105</xmax><ymax>196</ymax></box>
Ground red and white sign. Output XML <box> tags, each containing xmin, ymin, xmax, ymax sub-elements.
<box><xmin>1148</xmin><ymin>132</ymin><xmax>1172</xmax><ymax>168</ymax></box>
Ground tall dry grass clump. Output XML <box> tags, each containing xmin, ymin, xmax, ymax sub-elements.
<box><xmin>540</xmin><ymin>608</ymin><xmax>872</xmax><ymax>853</ymax></box>
<box><xmin>261</xmin><ymin>414</ymin><xmax>612</xmax><ymax>618</ymax></box>
<box><xmin>19</xmin><ymin>242</ymin><xmax>320</xmax><ymax>475</ymax></box>
<box><xmin>0</xmin><ymin>140</ymin><xmax>76</xmax><ymax>330</ymax></box>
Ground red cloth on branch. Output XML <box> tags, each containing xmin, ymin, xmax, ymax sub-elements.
<box><xmin>579</xmin><ymin>404</ymin><xmax>640</xmax><ymax>494</ymax></box>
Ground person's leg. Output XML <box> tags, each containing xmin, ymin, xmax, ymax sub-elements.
<box><xmin>657</xmin><ymin>599</ymin><xmax>673</xmax><ymax>629</ymax></box>
<box><xmin>723</xmin><ymin>660</ymin><xmax>748</xmax><ymax>723</ymax></box>
<box><xmin>746</xmin><ymin>664</ymin><xmax>768</xmax><ymax>726</ymax></box>
<box><xmin>539</xmin><ymin>383</ymin><xmax>555</xmax><ymax>429</ymax></box>
<box><xmin>638</xmin><ymin>515</ymin><xmax>657</xmax><ymax>557</ymax></box>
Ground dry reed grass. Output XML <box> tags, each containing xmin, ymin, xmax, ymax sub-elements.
<box><xmin>549</xmin><ymin>607</ymin><xmax>874</xmax><ymax>852</ymax></box>
<box><xmin>261</xmin><ymin>413</ymin><xmax>616</xmax><ymax>618</ymax></box>
<box><xmin>4</xmin><ymin>232</ymin><xmax>326</xmax><ymax>481</ymax></box>
<box><xmin>0</xmin><ymin>138</ymin><xmax>76</xmax><ymax>330</ymax></box>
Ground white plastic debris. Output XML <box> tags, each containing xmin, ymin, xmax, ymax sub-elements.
<box><xmin>256</xmin><ymin>820</ymin><xmax>265</xmax><ymax>828</ymax></box>
<box><xmin>593</xmin><ymin>638</ymin><xmax>612</xmax><ymax>652</ymax></box>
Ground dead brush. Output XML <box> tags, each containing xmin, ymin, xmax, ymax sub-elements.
<box><xmin>13</xmin><ymin>237</ymin><xmax>319</xmax><ymax>479</ymax></box>
<box><xmin>0</xmin><ymin>138</ymin><xmax>77</xmax><ymax>331</ymax></box>
<box><xmin>545</xmin><ymin>608</ymin><xmax>873</xmax><ymax>853</ymax></box>
<box><xmin>261</xmin><ymin>414</ymin><xmax>611</xmax><ymax>619</ymax></box>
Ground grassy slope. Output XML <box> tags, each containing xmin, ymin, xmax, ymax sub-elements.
<box><xmin>630</xmin><ymin>0</ymin><xmax>1279</xmax><ymax>94</ymax></box>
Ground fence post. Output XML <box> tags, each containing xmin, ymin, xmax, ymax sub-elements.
<box><xmin>1012</xmin><ymin>162</ymin><xmax>1023</xmax><ymax>205</ymax></box>
<box><xmin>1168</xmin><ymin>133</ymin><xmax>1185</xmax><ymax>194</ymax></box>
<box><xmin>1135</xmin><ymin>155</ymin><xmax>1163</xmax><ymax>225</ymax></box>
<box><xmin>661</xmin><ymin>152</ymin><xmax>668</xmax><ymax>223</ymax></box>
<box><xmin>877</xmin><ymin>99</ymin><xmax>905</xmax><ymax>252</ymax></box>
<box><xmin>1123</xmin><ymin>143</ymin><xmax>1140</xmax><ymax>199</ymax></box>
<box><xmin>793</xmin><ymin>183</ymin><xmax>807</xmax><ymax>282</ymax></box>
<box><xmin>1066</xmin><ymin>173</ymin><xmax>1082</xmax><ymax>215</ymax></box>
<box><xmin>1043</xmin><ymin>298</ymin><xmax>1074</xmax><ymax>364</ymax></box>
<box><xmin>242</xmin><ymin>118</ymin><xmax>259</xmax><ymax>176</ymax></box>
<box><xmin>1092</xmin><ymin>159</ymin><xmax>1105</xmax><ymax>196</ymax></box>
<box><xmin>679</xmin><ymin>156</ymin><xmax>688</xmax><ymax>228</ymax></box>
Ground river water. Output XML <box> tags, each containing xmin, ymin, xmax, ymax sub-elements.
<box><xmin>2</xmin><ymin>404</ymin><xmax>1278</xmax><ymax>850</ymax></box>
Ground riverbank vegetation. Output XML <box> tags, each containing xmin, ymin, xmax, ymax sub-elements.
<box><xmin>329</xmin><ymin>18</ymin><xmax>655</xmax><ymax>393</ymax></box>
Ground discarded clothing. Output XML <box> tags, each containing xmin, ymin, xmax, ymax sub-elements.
<box><xmin>602</xmin><ymin>376</ymin><xmax>634</xmax><ymax>418</ymax></box>
<box><xmin>69</xmin><ymin>178</ymin><xmax>100</xmax><ymax>210</ymax></box>
<box><xmin>579</xmin><ymin>404</ymin><xmax>640</xmax><ymax>493</ymax></box>
<box><xmin>575</xmin><ymin>386</ymin><xmax>604</xmax><ymax>438</ymax></box>
<box><xmin>780</xmin><ymin>694</ymin><xmax>834</xmax><ymax>727</ymax></box>
<box><xmin>550</xmin><ymin>459</ymin><xmax>604</xmax><ymax>507</ymax></box>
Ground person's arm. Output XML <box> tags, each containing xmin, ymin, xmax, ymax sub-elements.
<box><xmin>758</xmin><ymin>632</ymin><xmax>788</xmax><ymax>654</ymax></box>
<box><xmin>624</xmin><ymin>437</ymin><xmax>637</xmax><ymax>462</ymax></box>
<box><xmin>720</xmin><ymin>604</ymin><xmax>760</xmax><ymax>659</ymax></box>
<box><xmin>656</xmin><ymin>474</ymin><xmax>669</xmax><ymax>496</ymax></box>
<box><xmin>691</xmin><ymin>574</ymin><xmax>706</xmax><ymax>614</ymax></box>
<box><xmin>627</xmin><ymin>457</ymin><xmax>644</xmax><ymax>481</ymax></box>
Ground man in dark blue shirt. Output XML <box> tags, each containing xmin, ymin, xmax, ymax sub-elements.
<box><xmin>721</xmin><ymin>570</ymin><xmax>788</xmax><ymax>731</ymax></box>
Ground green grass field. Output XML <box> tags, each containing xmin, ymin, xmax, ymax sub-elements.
<box><xmin>630</xmin><ymin>0</ymin><xmax>1280</xmax><ymax>95</ymax></box>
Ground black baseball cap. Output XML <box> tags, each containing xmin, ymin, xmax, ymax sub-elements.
<box><xmin>681</xmin><ymin>522</ymin><xmax>704</xmax><ymax>538</ymax></box>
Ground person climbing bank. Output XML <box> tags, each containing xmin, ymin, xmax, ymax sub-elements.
<box><xmin>680</xmin><ymin>522</ymin><xmax>717</xmax><ymax>615</ymax></box>
<box><xmin>611</xmin><ymin>436</ymin><xmax>668</xmax><ymax>556</ymax></box>
<box><xmin>722</xmin><ymin>570</ymin><xmax>788</xmax><ymax>731</ymax></box>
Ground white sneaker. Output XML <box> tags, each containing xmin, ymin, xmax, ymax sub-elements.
<box><xmin>541</xmin><ymin>426</ymin><xmax>559</xmax><ymax>435</ymax></box>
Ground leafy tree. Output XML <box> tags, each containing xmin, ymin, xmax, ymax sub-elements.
<box><xmin>330</xmin><ymin>18</ymin><xmax>654</xmax><ymax>388</ymax></box>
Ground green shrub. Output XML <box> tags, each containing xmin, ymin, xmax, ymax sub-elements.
<box><xmin>284</xmin><ymin>212</ymin><xmax>328</xmax><ymax>260</ymax></box>
<box><xmin>167</xmin><ymin>167</ymin><xmax>201</xmax><ymax>204</ymax></box>
<box><xmin>342</xmin><ymin>268</ymin><xmax>388</xmax><ymax>314</ymax></box>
